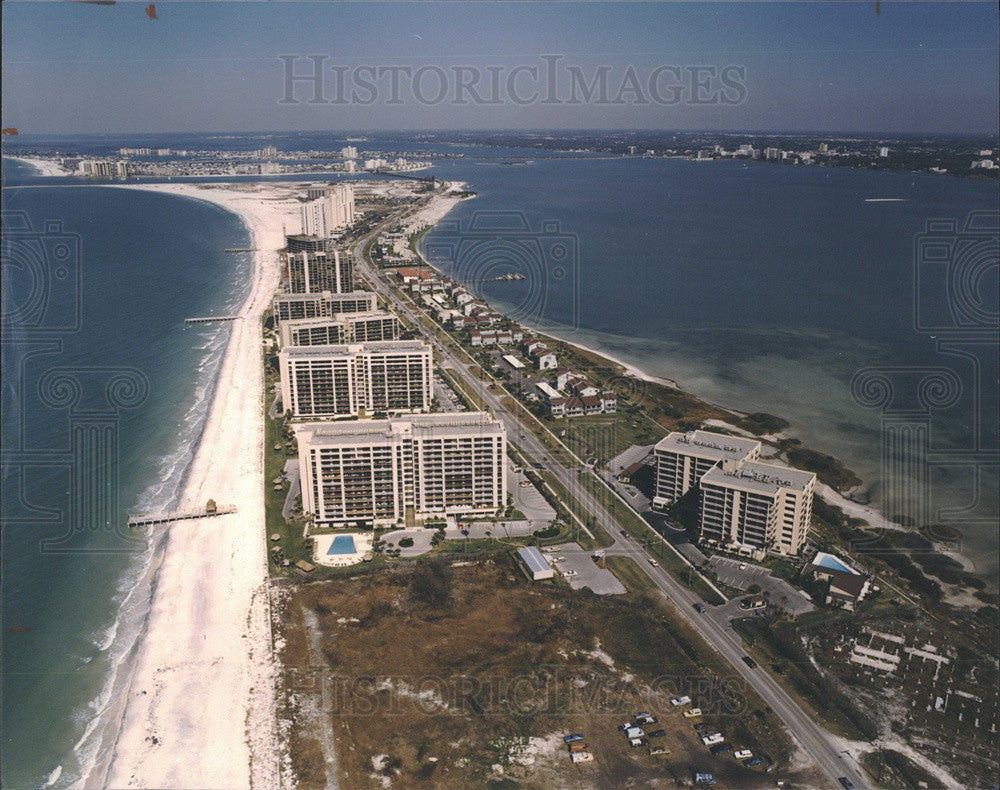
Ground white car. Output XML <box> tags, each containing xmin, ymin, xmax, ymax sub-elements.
<box><xmin>734</xmin><ymin>750</ymin><xmax>753</xmax><ymax>760</ymax></box>
<box><xmin>670</xmin><ymin>695</ymin><xmax>692</xmax><ymax>707</ymax></box>
<box><xmin>563</xmin><ymin>569</ymin><xmax>577</xmax><ymax>576</ymax></box>
<box><xmin>648</xmin><ymin>558</ymin><xmax>659</xmax><ymax>566</ymax></box>
<box><xmin>738</xmin><ymin>563</ymin><xmax>748</xmax><ymax>570</ymax></box>
<box><xmin>702</xmin><ymin>733</ymin><xmax>725</xmax><ymax>746</ymax></box>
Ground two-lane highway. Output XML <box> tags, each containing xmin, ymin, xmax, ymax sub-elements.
<box><xmin>349</xmin><ymin>200</ymin><xmax>868</xmax><ymax>790</ymax></box>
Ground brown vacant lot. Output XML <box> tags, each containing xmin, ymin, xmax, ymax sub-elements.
<box><xmin>273</xmin><ymin>555</ymin><xmax>823</xmax><ymax>789</ymax></box>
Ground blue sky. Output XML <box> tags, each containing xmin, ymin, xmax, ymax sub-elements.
<box><xmin>2</xmin><ymin>1</ymin><xmax>997</xmax><ymax>134</ymax></box>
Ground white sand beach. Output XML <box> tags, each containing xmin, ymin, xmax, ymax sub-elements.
<box><xmin>89</xmin><ymin>183</ymin><xmax>302</xmax><ymax>789</ymax></box>
<box><xmin>5</xmin><ymin>154</ymin><xmax>72</xmax><ymax>176</ymax></box>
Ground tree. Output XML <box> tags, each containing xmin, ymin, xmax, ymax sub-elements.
<box><xmin>410</xmin><ymin>558</ymin><xmax>453</xmax><ymax>606</ymax></box>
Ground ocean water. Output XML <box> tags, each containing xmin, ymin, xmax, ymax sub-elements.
<box><xmin>421</xmin><ymin>156</ymin><xmax>999</xmax><ymax>579</ymax></box>
<box><xmin>1</xmin><ymin>135</ymin><xmax>997</xmax><ymax>788</ymax></box>
<box><xmin>1</xmin><ymin>164</ymin><xmax>252</xmax><ymax>788</ymax></box>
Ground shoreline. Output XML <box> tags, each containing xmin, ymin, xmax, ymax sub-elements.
<box><xmin>3</xmin><ymin>154</ymin><xmax>72</xmax><ymax>177</ymax></box>
<box><xmin>84</xmin><ymin>182</ymin><xmax>300</xmax><ymax>789</ymax></box>
<box><xmin>413</xmin><ymin>218</ymin><xmax>992</xmax><ymax>597</ymax></box>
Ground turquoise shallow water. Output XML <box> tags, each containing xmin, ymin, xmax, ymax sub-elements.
<box><xmin>421</xmin><ymin>156</ymin><xmax>999</xmax><ymax>579</ymax></box>
<box><xmin>1</xmin><ymin>167</ymin><xmax>252</xmax><ymax>788</ymax></box>
<box><xmin>1</xmin><ymin>139</ymin><xmax>997</xmax><ymax>788</ymax></box>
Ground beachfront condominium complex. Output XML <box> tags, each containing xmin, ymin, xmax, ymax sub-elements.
<box><xmin>278</xmin><ymin>312</ymin><xmax>400</xmax><ymax>348</ymax></box>
<box><xmin>287</xmin><ymin>249</ymin><xmax>353</xmax><ymax>294</ymax></box>
<box><xmin>699</xmin><ymin>459</ymin><xmax>816</xmax><ymax>556</ymax></box>
<box><xmin>652</xmin><ymin>430</ymin><xmax>762</xmax><ymax>509</ymax></box>
<box><xmin>272</xmin><ymin>291</ymin><xmax>377</xmax><ymax>325</ymax></box>
<box><xmin>279</xmin><ymin>340</ymin><xmax>432</xmax><ymax>418</ymax></box>
<box><xmin>285</xmin><ymin>233</ymin><xmax>333</xmax><ymax>254</ymax></box>
<box><xmin>295</xmin><ymin>413</ymin><xmax>507</xmax><ymax>527</ymax></box>
<box><xmin>301</xmin><ymin>184</ymin><xmax>355</xmax><ymax>237</ymax></box>
<box><xmin>652</xmin><ymin>429</ymin><xmax>814</xmax><ymax>556</ymax></box>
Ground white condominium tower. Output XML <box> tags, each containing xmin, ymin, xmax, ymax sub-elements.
<box><xmin>301</xmin><ymin>184</ymin><xmax>355</xmax><ymax>237</ymax></box>
<box><xmin>699</xmin><ymin>459</ymin><xmax>816</xmax><ymax>556</ymax></box>
<box><xmin>652</xmin><ymin>430</ymin><xmax>761</xmax><ymax>509</ymax></box>
<box><xmin>295</xmin><ymin>413</ymin><xmax>507</xmax><ymax>527</ymax></box>
<box><xmin>287</xmin><ymin>249</ymin><xmax>353</xmax><ymax>294</ymax></box>
<box><xmin>279</xmin><ymin>340</ymin><xmax>432</xmax><ymax>418</ymax></box>
<box><xmin>278</xmin><ymin>312</ymin><xmax>400</xmax><ymax>348</ymax></box>
<box><xmin>272</xmin><ymin>291</ymin><xmax>377</xmax><ymax>325</ymax></box>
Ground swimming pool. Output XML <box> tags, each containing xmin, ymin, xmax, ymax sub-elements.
<box><xmin>813</xmin><ymin>552</ymin><xmax>856</xmax><ymax>574</ymax></box>
<box><xmin>327</xmin><ymin>534</ymin><xmax>357</xmax><ymax>555</ymax></box>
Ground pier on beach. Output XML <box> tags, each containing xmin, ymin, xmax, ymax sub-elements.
<box><xmin>128</xmin><ymin>503</ymin><xmax>237</xmax><ymax>529</ymax></box>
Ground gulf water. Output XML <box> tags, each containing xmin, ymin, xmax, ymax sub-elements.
<box><xmin>2</xmin><ymin>160</ymin><xmax>252</xmax><ymax>788</ymax></box>
<box><xmin>2</xmin><ymin>137</ymin><xmax>997</xmax><ymax>787</ymax></box>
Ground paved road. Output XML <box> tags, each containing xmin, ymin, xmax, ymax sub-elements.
<box><xmin>349</xmin><ymin>202</ymin><xmax>867</xmax><ymax>790</ymax></box>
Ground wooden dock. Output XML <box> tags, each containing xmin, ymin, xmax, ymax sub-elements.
<box><xmin>128</xmin><ymin>505</ymin><xmax>237</xmax><ymax>529</ymax></box>
<box><xmin>185</xmin><ymin>315</ymin><xmax>240</xmax><ymax>324</ymax></box>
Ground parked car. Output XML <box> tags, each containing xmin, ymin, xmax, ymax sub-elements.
<box><xmin>635</xmin><ymin>715</ymin><xmax>658</xmax><ymax>725</ymax></box>
<box><xmin>693</xmin><ymin>603</ymin><xmax>707</xmax><ymax>613</ymax></box>
<box><xmin>684</xmin><ymin>708</ymin><xmax>703</xmax><ymax>718</ymax></box>
<box><xmin>648</xmin><ymin>558</ymin><xmax>659</xmax><ymax>566</ymax></box>
<box><xmin>563</xmin><ymin>569</ymin><xmax>577</xmax><ymax>576</ymax></box>
<box><xmin>710</xmin><ymin>743</ymin><xmax>733</xmax><ymax>755</ymax></box>
<box><xmin>738</xmin><ymin>563</ymin><xmax>748</xmax><ymax>570</ymax></box>
<box><xmin>670</xmin><ymin>696</ymin><xmax>691</xmax><ymax>707</ymax></box>
<box><xmin>741</xmin><ymin>655</ymin><xmax>758</xmax><ymax>669</ymax></box>
<box><xmin>633</xmin><ymin>711</ymin><xmax>651</xmax><ymax>719</ymax></box>
<box><xmin>620</xmin><ymin>530</ymin><xmax>629</xmax><ymax>537</ymax></box>
<box><xmin>629</xmin><ymin>737</ymin><xmax>650</xmax><ymax>748</ymax></box>
<box><xmin>838</xmin><ymin>779</ymin><xmax>855</xmax><ymax>790</ymax></box>
<box><xmin>563</xmin><ymin>734</ymin><xmax>585</xmax><ymax>744</ymax></box>
<box><xmin>649</xmin><ymin>746</ymin><xmax>669</xmax><ymax>756</ymax></box>
<box><xmin>694</xmin><ymin>774</ymin><xmax>716</xmax><ymax>785</ymax></box>
<box><xmin>743</xmin><ymin>757</ymin><xmax>764</xmax><ymax>767</ymax></box>
<box><xmin>648</xmin><ymin>729</ymin><xmax>666</xmax><ymax>738</ymax></box>
<box><xmin>701</xmin><ymin>733</ymin><xmax>724</xmax><ymax>746</ymax></box>
<box><xmin>625</xmin><ymin>727</ymin><xmax>645</xmax><ymax>739</ymax></box>
<box><xmin>733</xmin><ymin>749</ymin><xmax>752</xmax><ymax>759</ymax></box>
<box><xmin>617</xmin><ymin>723</ymin><xmax>632</xmax><ymax>732</ymax></box>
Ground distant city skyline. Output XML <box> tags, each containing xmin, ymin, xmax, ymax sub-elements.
<box><xmin>2</xmin><ymin>2</ymin><xmax>997</xmax><ymax>135</ymax></box>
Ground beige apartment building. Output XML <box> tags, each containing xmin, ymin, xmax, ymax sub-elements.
<box><xmin>295</xmin><ymin>412</ymin><xmax>507</xmax><ymax>527</ymax></box>
<box><xmin>286</xmin><ymin>249</ymin><xmax>353</xmax><ymax>294</ymax></box>
<box><xmin>279</xmin><ymin>340</ymin><xmax>432</xmax><ymax>418</ymax></box>
<box><xmin>652</xmin><ymin>430</ymin><xmax>762</xmax><ymax>508</ymax></box>
<box><xmin>272</xmin><ymin>291</ymin><xmax>377</xmax><ymax>325</ymax></box>
<box><xmin>278</xmin><ymin>312</ymin><xmax>400</xmax><ymax>348</ymax></box>
<box><xmin>699</xmin><ymin>459</ymin><xmax>816</xmax><ymax>556</ymax></box>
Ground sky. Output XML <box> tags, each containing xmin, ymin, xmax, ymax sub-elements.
<box><xmin>2</xmin><ymin>1</ymin><xmax>998</xmax><ymax>135</ymax></box>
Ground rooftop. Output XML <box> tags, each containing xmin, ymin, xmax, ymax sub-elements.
<box><xmin>654</xmin><ymin>430</ymin><xmax>761</xmax><ymax>463</ymax></box>
<box><xmin>516</xmin><ymin>546</ymin><xmax>553</xmax><ymax>575</ymax></box>
<box><xmin>280</xmin><ymin>339</ymin><xmax>429</xmax><ymax>358</ymax></box>
<box><xmin>701</xmin><ymin>459</ymin><xmax>816</xmax><ymax>495</ymax></box>
<box><xmin>296</xmin><ymin>412</ymin><xmax>505</xmax><ymax>445</ymax></box>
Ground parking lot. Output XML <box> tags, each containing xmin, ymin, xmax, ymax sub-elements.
<box><xmin>510</xmin><ymin>470</ymin><xmax>557</xmax><ymax>526</ymax></box>
<box><xmin>546</xmin><ymin>543</ymin><xmax>627</xmax><ymax>595</ymax></box>
<box><xmin>708</xmin><ymin>556</ymin><xmax>814</xmax><ymax>617</ymax></box>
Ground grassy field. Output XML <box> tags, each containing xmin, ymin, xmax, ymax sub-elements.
<box><xmin>273</xmin><ymin>555</ymin><xmax>817</xmax><ymax>790</ymax></box>
<box><xmin>605</xmin><ymin>556</ymin><xmax>656</xmax><ymax>592</ymax></box>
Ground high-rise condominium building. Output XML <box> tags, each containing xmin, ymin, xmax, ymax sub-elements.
<box><xmin>699</xmin><ymin>459</ymin><xmax>815</xmax><ymax>556</ymax></box>
<box><xmin>285</xmin><ymin>234</ymin><xmax>334</xmax><ymax>254</ymax></box>
<box><xmin>286</xmin><ymin>249</ymin><xmax>353</xmax><ymax>294</ymax></box>
<box><xmin>295</xmin><ymin>412</ymin><xmax>507</xmax><ymax>527</ymax></box>
<box><xmin>652</xmin><ymin>430</ymin><xmax>761</xmax><ymax>509</ymax></box>
<box><xmin>301</xmin><ymin>184</ymin><xmax>355</xmax><ymax>237</ymax></box>
<box><xmin>279</xmin><ymin>340</ymin><xmax>432</xmax><ymax>418</ymax></box>
<box><xmin>278</xmin><ymin>312</ymin><xmax>400</xmax><ymax>348</ymax></box>
<box><xmin>272</xmin><ymin>291</ymin><xmax>377</xmax><ymax>325</ymax></box>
